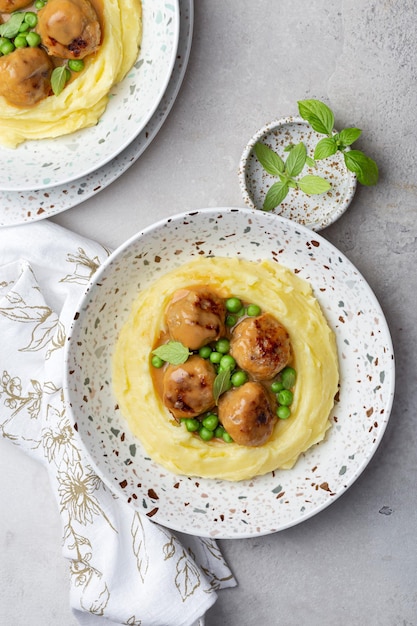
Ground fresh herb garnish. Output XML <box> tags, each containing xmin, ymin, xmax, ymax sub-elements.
<box><xmin>255</xmin><ymin>141</ymin><xmax>331</xmax><ymax>211</ymax></box>
<box><xmin>0</xmin><ymin>12</ymin><xmax>25</xmax><ymax>38</ymax></box>
<box><xmin>213</xmin><ymin>367</ymin><xmax>232</xmax><ymax>404</ymax></box>
<box><xmin>298</xmin><ymin>99</ymin><xmax>379</xmax><ymax>186</ymax></box>
<box><xmin>51</xmin><ymin>66</ymin><xmax>70</xmax><ymax>97</ymax></box>
<box><xmin>152</xmin><ymin>341</ymin><xmax>191</xmax><ymax>365</ymax></box>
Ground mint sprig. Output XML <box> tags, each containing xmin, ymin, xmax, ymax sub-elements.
<box><xmin>51</xmin><ymin>66</ymin><xmax>70</xmax><ymax>97</ymax></box>
<box><xmin>213</xmin><ymin>368</ymin><xmax>232</xmax><ymax>404</ymax></box>
<box><xmin>0</xmin><ymin>12</ymin><xmax>25</xmax><ymax>38</ymax></box>
<box><xmin>298</xmin><ymin>99</ymin><xmax>379</xmax><ymax>186</ymax></box>
<box><xmin>152</xmin><ymin>341</ymin><xmax>191</xmax><ymax>365</ymax></box>
<box><xmin>255</xmin><ymin>141</ymin><xmax>331</xmax><ymax>211</ymax></box>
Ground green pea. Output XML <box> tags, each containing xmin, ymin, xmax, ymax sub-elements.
<box><xmin>215</xmin><ymin>338</ymin><xmax>230</xmax><ymax>354</ymax></box>
<box><xmin>151</xmin><ymin>355</ymin><xmax>164</xmax><ymax>368</ymax></box>
<box><xmin>277</xmin><ymin>389</ymin><xmax>293</xmax><ymax>406</ymax></box>
<box><xmin>68</xmin><ymin>58</ymin><xmax>85</xmax><ymax>72</ymax></box>
<box><xmin>202</xmin><ymin>414</ymin><xmax>219</xmax><ymax>431</ymax></box>
<box><xmin>199</xmin><ymin>426</ymin><xmax>214</xmax><ymax>441</ymax></box>
<box><xmin>271</xmin><ymin>380</ymin><xmax>284</xmax><ymax>393</ymax></box>
<box><xmin>214</xmin><ymin>425</ymin><xmax>225</xmax><ymax>438</ymax></box>
<box><xmin>231</xmin><ymin>370</ymin><xmax>247</xmax><ymax>387</ymax></box>
<box><xmin>198</xmin><ymin>345</ymin><xmax>212</xmax><ymax>359</ymax></box>
<box><xmin>18</xmin><ymin>21</ymin><xmax>30</xmax><ymax>32</ymax></box>
<box><xmin>184</xmin><ymin>418</ymin><xmax>200</xmax><ymax>432</ymax></box>
<box><xmin>276</xmin><ymin>405</ymin><xmax>291</xmax><ymax>420</ymax></box>
<box><xmin>281</xmin><ymin>366</ymin><xmax>297</xmax><ymax>389</ymax></box>
<box><xmin>246</xmin><ymin>304</ymin><xmax>261</xmax><ymax>316</ymax></box>
<box><xmin>225</xmin><ymin>297</ymin><xmax>242</xmax><ymax>313</ymax></box>
<box><xmin>225</xmin><ymin>314</ymin><xmax>237</xmax><ymax>327</ymax></box>
<box><xmin>236</xmin><ymin>306</ymin><xmax>246</xmax><ymax>317</ymax></box>
<box><xmin>34</xmin><ymin>0</ymin><xmax>45</xmax><ymax>7</ymax></box>
<box><xmin>24</xmin><ymin>12</ymin><xmax>38</xmax><ymax>28</ymax></box>
<box><xmin>219</xmin><ymin>354</ymin><xmax>236</xmax><ymax>370</ymax></box>
<box><xmin>209</xmin><ymin>351</ymin><xmax>222</xmax><ymax>364</ymax></box>
<box><xmin>222</xmin><ymin>432</ymin><xmax>234</xmax><ymax>443</ymax></box>
<box><xmin>0</xmin><ymin>39</ymin><xmax>14</xmax><ymax>55</ymax></box>
<box><xmin>26</xmin><ymin>31</ymin><xmax>41</xmax><ymax>47</ymax></box>
<box><xmin>14</xmin><ymin>34</ymin><xmax>28</xmax><ymax>48</ymax></box>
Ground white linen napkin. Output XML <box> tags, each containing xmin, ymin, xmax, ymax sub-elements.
<box><xmin>0</xmin><ymin>220</ymin><xmax>236</xmax><ymax>626</ymax></box>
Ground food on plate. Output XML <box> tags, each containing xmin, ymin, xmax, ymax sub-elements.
<box><xmin>0</xmin><ymin>47</ymin><xmax>53</xmax><ymax>107</ymax></box>
<box><xmin>165</xmin><ymin>286</ymin><xmax>226</xmax><ymax>350</ymax></box>
<box><xmin>218</xmin><ymin>381</ymin><xmax>276</xmax><ymax>447</ymax></box>
<box><xmin>0</xmin><ymin>0</ymin><xmax>31</xmax><ymax>11</ymax></box>
<box><xmin>36</xmin><ymin>0</ymin><xmax>102</xmax><ymax>59</ymax></box>
<box><xmin>230</xmin><ymin>312</ymin><xmax>291</xmax><ymax>380</ymax></box>
<box><xmin>112</xmin><ymin>257</ymin><xmax>339</xmax><ymax>481</ymax></box>
<box><xmin>0</xmin><ymin>0</ymin><xmax>142</xmax><ymax>147</ymax></box>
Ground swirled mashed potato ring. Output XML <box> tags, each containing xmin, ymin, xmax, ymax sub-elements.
<box><xmin>113</xmin><ymin>257</ymin><xmax>339</xmax><ymax>482</ymax></box>
<box><xmin>0</xmin><ymin>0</ymin><xmax>142</xmax><ymax>147</ymax></box>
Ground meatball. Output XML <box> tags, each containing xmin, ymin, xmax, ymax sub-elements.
<box><xmin>218</xmin><ymin>381</ymin><xmax>276</xmax><ymax>446</ymax></box>
<box><xmin>230</xmin><ymin>313</ymin><xmax>291</xmax><ymax>381</ymax></box>
<box><xmin>165</xmin><ymin>287</ymin><xmax>226</xmax><ymax>350</ymax></box>
<box><xmin>0</xmin><ymin>47</ymin><xmax>53</xmax><ymax>108</ymax></box>
<box><xmin>37</xmin><ymin>0</ymin><xmax>101</xmax><ymax>59</ymax></box>
<box><xmin>0</xmin><ymin>0</ymin><xmax>32</xmax><ymax>11</ymax></box>
<box><xmin>162</xmin><ymin>355</ymin><xmax>216</xmax><ymax>419</ymax></box>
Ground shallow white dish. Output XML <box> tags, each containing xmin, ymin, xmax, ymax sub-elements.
<box><xmin>0</xmin><ymin>0</ymin><xmax>179</xmax><ymax>192</ymax></box>
<box><xmin>64</xmin><ymin>207</ymin><xmax>395</xmax><ymax>538</ymax></box>
<box><xmin>238</xmin><ymin>117</ymin><xmax>357</xmax><ymax>231</ymax></box>
<box><xmin>0</xmin><ymin>0</ymin><xmax>193</xmax><ymax>226</ymax></box>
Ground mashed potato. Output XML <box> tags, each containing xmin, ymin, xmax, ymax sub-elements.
<box><xmin>0</xmin><ymin>0</ymin><xmax>142</xmax><ymax>147</ymax></box>
<box><xmin>112</xmin><ymin>257</ymin><xmax>339</xmax><ymax>482</ymax></box>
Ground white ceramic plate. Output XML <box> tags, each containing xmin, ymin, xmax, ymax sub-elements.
<box><xmin>238</xmin><ymin>117</ymin><xmax>357</xmax><ymax>231</ymax></box>
<box><xmin>64</xmin><ymin>208</ymin><xmax>395</xmax><ymax>539</ymax></box>
<box><xmin>0</xmin><ymin>0</ymin><xmax>179</xmax><ymax>192</ymax></box>
<box><xmin>0</xmin><ymin>0</ymin><xmax>193</xmax><ymax>226</ymax></box>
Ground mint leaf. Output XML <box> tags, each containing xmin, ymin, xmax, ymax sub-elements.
<box><xmin>344</xmin><ymin>150</ymin><xmax>379</xmax><ymax>186</ymax></box>
<box><xmin>314</xmin><ymin>137</ymin><xmax>338</xmax><ymax>160</ymax></box>
<box><xmin>298</xmin><ymin>99</ymin><xmax>335</xmax><ymax>135</ymax></box>
<box><xmin>0</xmin><ymin>12</ymin><xmax>25</xmax><ymax>38</ymax></box>
<box><xmin>152</xmin><ymin>341</ymin><xmax>191</xmax><ymax>365</ymax></box>
<box><xmin>338</xmin><ymin>127</ymin><xmax>362</xmax><ymax>147</ymax></box>
<box><xmin>263</xmin><ymin>181</ymin><xmax>289</xmax><ymax>211</ymax></box>
<box><xmin>213</xmin><ymin>368</ymin><xmax>232</xmax><ymax>404</ymax></box>
<box><xmin>297</xmin><ymin>175</ymin><xmax>331</xmax><ymax>195</ymax></box>
<box><xmin>254</xmin><ymin>143</ymin><xmax>284</xmax><ymax>176</ymax></box>
<box><xmin>285</xmin><ymin>142</ymin><xmax>306</xmax><ymax>177</ymax></box>
<box><xmin>51</xmin><ymin>66</ymin><xmax>69</xmax><ymax>96</ymax></box>
<box><xmin>306</xmin><ymin>156</ymin><xmax>317</xmax><ymax>168</ymax></box>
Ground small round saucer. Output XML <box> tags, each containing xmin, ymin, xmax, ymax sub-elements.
<box><xmin>238</xmin><ymin>116</ymin><xmax>357</xmax><ymax>231</ymax></box>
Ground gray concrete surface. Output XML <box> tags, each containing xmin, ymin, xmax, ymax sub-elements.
<box><xmin>1</xmin><ymin>1</ymin><xmax>416</xmax><ymax>624</ymax></box>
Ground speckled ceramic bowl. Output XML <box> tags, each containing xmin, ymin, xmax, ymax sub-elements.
<box><xmin>64</xmin><ymin>207</ymin><xmax>394</xmax><ymax>538</ymax></box>
<box><xmin>238</xmin><ymin>117</ymin><xmax>357</xmax><ymax>231</ymax></box>
<box><xmin>0</xmin><ymin>0</ymin><xmax>179</xmax><ymax>192</ymax></box>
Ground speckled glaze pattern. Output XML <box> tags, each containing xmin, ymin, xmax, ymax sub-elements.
<box><xmin>238</xmin><ymin>117</ymin><xmax>357</xmax><ymax>231</ymax></box>
<box><xmin>0</xmin><ymin>0</ymin><xmax>180</xmax><ymax>193</ymax></box>
<box><xmin>0</xmin><ymin>0</ymin><xmax>192</xmax><ymax>227</ymax></box>
<box><xmin>64</xmin><ymin>207</ymin><xmax>395</xmax><ymax>539</ymax></box>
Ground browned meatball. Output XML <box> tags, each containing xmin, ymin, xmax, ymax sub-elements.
<box><xmin>37</xmin><ymin>0</ymin><xmax>101</xmax><ymax>59</ymax></box>
<box><xmin>0</xmin><ymin>0</ymin><xmax>32</xmax><ymax>12</ymax></box>
<box><xmin>165</xmin><ymin>287</ymin><xmax>226</xmax><ymax>350</ymax></box>
<box><xmin>218</xmin><ymin>381</ymin><xmax>276</xmax><ymax>446</ymax></box>
<box><xmin>162</xmin><ymin>355</ymin><xmax>216</xmax><ymax>419</ymax></box>
<box><xmin>229</xmin><ymin>313</ymin><xmax>291</xmax><ymax>381</ymax></box>
<box><xmin>0</xmin><ymin>47</ymin><xmax>53</xmax><ymax>108</ymax></box>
